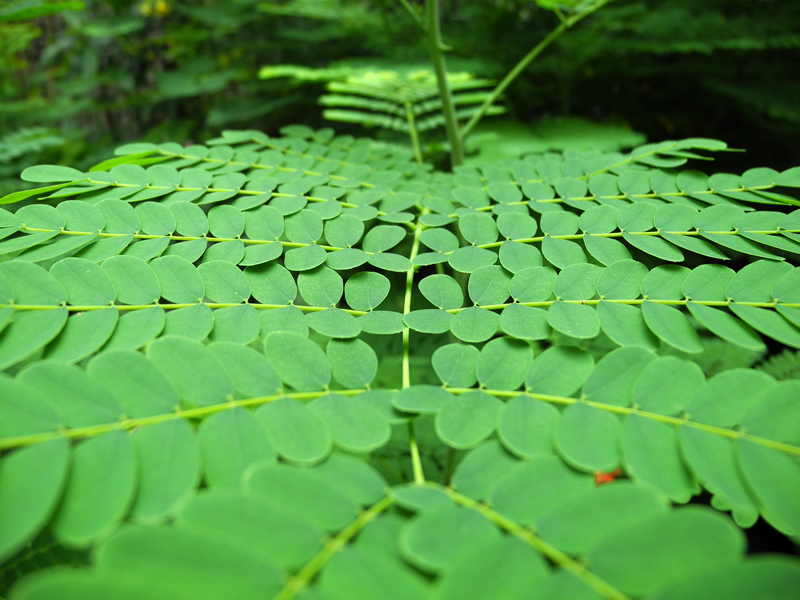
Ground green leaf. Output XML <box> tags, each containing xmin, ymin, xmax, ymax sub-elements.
<box><xmin>50</xmin><ymin>258</ymin><xmax>116</xmax><ymax>305</ymax></box>
<box><xmin>555</xmin><ymin>403</ymin><xmax>621</xmax><ymax>472</ymax></box>
<box><xmin>0</xmin><ymin>439</ymin><xmax>70</xmax><ymax>562</ymax></box>
<box><xmin>325</xmin><ymin>214</ymin><xmax>365</xmax><ymax>247</ymax></box>
<box><xmin>419</xmin><ymin>228</ymin><xmax>459</xmax><ymax>253</ymax></box>
<box><xmin>727</xmin><ymin>260</ymin><xmax>792</xmax><ymax>302</ymax></box>
<box><xmin>587</xmin><ymin>508</ymin><xmax>744</xmax><ymax>597</ymax></box>
<box><xmin>137</xmin><ymin>202</ymin><xmax>177</xmax><ymax>236</ymax></box>
<box><xmin>468</xmin><ymin>265</ymin><xmax>511</xmax><ymax>305</ymax></box>
<box><xmin>284</xmin><ymin>244</ymin><xmax>328</xmax><ymax>271</ymax></box>
<box><xmin>19</xmin><ymin>360</ymin><xmax>124</xmax><ymax>426</ymax></box>
<box><xmin>541</xmin><ymin>237</ymin><xmax>587</xmax><ymax>268</ymax></box>
<box><xmin>622</xmin><ymin>415</ymin><xmax>696</xmax><ymax>503</ymax></box>
<box><xmin>358</xmin><ymin>310</ymin><xmax>405</xmax><ymax>334</ymax></box>
<box><xmin>584</xmin><ymin>234</ymin><xmax>633</xmax><ymax>265</ymax></box>
<box><xmin>102</xmin><ymin>306</ymin><xmax>164</xmax><ymax>350</ymax></box>
<box><xmin>687</xmin><ymin>302</ymin><xmax>765</xmax><ymax>351</ymax></box>
<box><xmin>490</xmin><ymin>455</ymin><xmax>594</xmax><ymax>526</ymax></box>
<box><xmin>476</xmin><ymin>336</ymin><xmax>531</xmax><ymax>390</ymax></box>
<box><xmin>687</xmin><ymin>368</ymin><xmax>774</xmax><ymax>427</ymax></box>
<box><xmin>582</xmin><ymin>346</ymin><xmax>656</xmax><ymax>407</ymax></box>
<box><xmin>98</xmin><ymin>199</ymin><xmax>140</xmax><ymax>234</ymax></box>
<box><xmin>498</xmin><ymin>240</ymin><xmax>542</xmax><ymax>273</ymax></box>
<box><xmin>510</xmin><ymin>266</ymin><xmax>556</xmax><ymax>302</ymax></box>
<box><xmin>246</xmin><ymin>463</ymin><xmax>355</xmax><ymax>531</ymax></box>
<box><xmin>458</xmin><ymin>212</ymin><xmax>497</xmax><ymax>245</ymax></box>
<box><xmin>537</xmin><ymin>482</ymin><xmax>668</xmax><ymax>555</ymax></box>
<box><xmin>498</xmin><ymin>304</ymin><xmax>550</xmax><ymax>340</ymax></box>
<box><xmin>435</xmin><ymin>390</ymin><xmax>503</xmax><ymax>449</ymax></box>
<box><xmin>306</xmin><ymin>307</ymin><xmax>361</xmax><ymax>338</ymax></box>
<box><xmin>0</xmin><ymin>261</ymin><xmax>66</xmax><ymax>305</ymax></box>
<box><xmin>597</xmin><ymin>259</ymin><xmax>647</xmax><ymax>300</ymax></box>
<box><xmin>263</xmin><ymin>331</ymin><xmax>329</xmax><ymax>391</ymax></box>
<box><xmin>526</xmin><ymin>345</ymin><xmax>594</xmax><ymax>396</ymax></box>
<box><xmin>741</xmin><ymin>380</ymin><xmax>800</xmax><ymax>443</ymax></box>
<box><xmin>169</xmin><ymin>202</ymin><xmax>208</xmax><ymax>237</ymax></box>
<box><xmin>198</xmin><ymin>408</ymin><xmax>276</xmax><ymax>488</ymax></box>
<box><xmin>418</xmin><ymin>274</ymin><xmax>462</xmax><ymax>310</ymax></box>
<box><xmin>362</xmin><ymin>225</ymin><xmax>406</xmax><ymax>253</ymax></box>
<box><xmin>736</xmin><ymin>440</ymin><xmax>800</xmax><ymax>536</ymax></box>
<box><xmin>554</xmin><ymin>263</ymin><xmax>602</xmax><ymax>300</ymax></box>
<box><xmin>208</xmin><ymin>342</ymin><xmax>281</xmax><ymax>397</ymax></box>
<box><xmin>255</xmin><ymin>398</ymin><xmax>331</xmax><ymax>465</ymax></box>
<box><xmin>450</xmin><ymin>306</ymin><xmax>499</xmax><ymax>342</ymax></box>
<box><xmin>432</xmin><ymin>343</ymin><xmax>479</xmax><ymax>388</ymax></box>
<box><xmin>298</xmin><ymin>266</ymin><xmax>343</xmax><ymax>307</ymax></box>
<box><xmin>440</xmin><ymin>536</ymin><xmax>551</xmax><ymax>600</ymax></box>
<box><xmin>259</xmin><ymin>305</ymin><xmax>308</xmax><ymax>337</ymax></box>
<box><xmin>197</xmin><ymin>261</ymin><xmax>250</xmax><ymax>303</ymax></box>
<box><xmin>367</xmin><ymin>252</ymin><xmax>412</xmax><ymax>272</ymax></box>
<box><xmin>678</xmin><ymin>428</ymin><xmax>759</xmax><ymax>528</ymax></box>
<box><xmin>451</xmin><ymin>440</ymin><xmax>525</xmax><ymax>500</ymax></box>
<box><xmin>392</xmin><ymin>385</ymin><xmax>453</xmax><ymax>414</ymax></box>
<box><xmin>21</xmin><ymin>165</ymin><xmax>85</xmax><ymax>183</ymax></box>
<box><xmin>44</xmin><ymin>307</ymin><xmax>118</xmax><ymax>363</ymax></box>
<box><xmin>245</xmin><ymin>263</ymin><xmax>296</xmax><ymax>305</ymax></box>
<box><xmin>52</xmin><ymin>431</ymin><xmax>135</xmax><ymax>547</ymax></box>
<box><xmin>87</xmin><ymin>349</ymin><xmax>178</xmax><ymax>417</ymax></box>
<box><xmin>633</xmin><ymin>356</ymin><xmax>706</xmax><ymax>415</ymax></box>
<box><xmin>448</xmin><ymin>245</ymin><xmax>498</xmax><ymax>272</ymax></box>
<box><xmin>399</xmin><ymin>505</ymin><xmax>501</xmax><ymax>573</ymax></box>
<box><xmin>150</xmin><ymin>256</ymin><xmax>205</xmax><ymax>304</ymax></box>
<box><xmin>345</xmin><ymin>271</ymin><xmax>390</xmax><ymax>311</ymax></box>
<box><xmin>642</xmin><ymin>300</ymin><xmax>703</xmax><ymax>353</ymax></box>
<box><xmin>95</xmin><ymin>525</ymin><xmax>281</xmax><ymax>600</ymax></box>
<box><xmin>623</xmin><ymin>233</ymin><xmax>684</xmax><ymax>262</ymax></box>
<box><xmin>327</xmin><ymin>338</ymin><xmax>378</xmax><ymax>389</ymax></box>
<box><xmin>319</xmin><ymin>546</ymin><xmax>432</xmax><ymax>600</ymax></box>
<box><xmin>498</xmin><ymin>396</ymin><xmax>559</xmax><ymax>459</ymax></box>
<box><xmin>541</xmin><ymin>211</ymin><xmax>580</xmax><ymax>236</ymax></box>
<box><xmin>285</xmin><ymin>209</ymin><xmax>324</xmax><ymax>243</ymax></box>
<box><xmin>0</xmin><ymin>308</ymin><xmax>68</xmax><ymax>370</ymax></box>
<box><xmin>654</xmin><ymin>556</ymin><xmax>800</xmax><ymax>600</ymax></box>
<box><xmin>102</xmin><ymin>255</ymin><xmax>161</xmax><ymax>305</ymax></box>
<box><xmin>178</xmin><ymin>489</ymin><xmax>323</xmax><ymax>570</ymax></box>
<box><xmin>547</xmin><ymin>301</ymin><xmax>599</xmax><ymax>339</ymax></box>
<box><xmin>208</xmin><ymin>304</ymin><xmax>259</xmax><ymax>344</ymax></box>
<box><xmin>308</xmin><ymin>393</ymin><xmax>390</xmax><ymax>452</ymax></box>
<box><xmin>244</xmin><ymin>205</ymin><xmax>283</xmax><ymax>240</ymax></box>
<box><xmin>147</xmin><ymin>336</ymin><xmax>234</xmax><ymax>407</ymax></box>
<box><xmin>239</xmin><ymin>241</ymin><xmax>282</xmax><ymax>266</ymax></box>
<box><xmin>729</xmin><ymin>303</ymin><xmax>800</xmax><ymax>348</ymax></box>
<box><xmin>130</xmin><ymin>419</ymin><xmax>200</xmax><ymax>523</ymax></box>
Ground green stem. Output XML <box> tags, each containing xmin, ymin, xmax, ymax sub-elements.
<box><xmin>273</xmin><ymin>495</ymin><xmax>394</xmax><ymax>600</ymax></box>
<box><xmin>404</xmin><ymin>100</ymin><xmax>424</xmax><ymax>164</ymax></box>
<box><xmin>403</xmin><ymin>207</ymin><xmax>428</xmax><ymax>485</ymax></box>
<box><xmin>395</xmin><ymin>0</ymin><xmax>426</xmax><ymax>32</ymax></box>
<box><xmin>440</xmin><ymin>486</ymin><xmax>631</xmax><ymax>600</ymax></box>
<box><xmin>424</xmin><ymin>0</ymin><xmax>464</xmax><ymax>167</ymax></box>
<box><xmin>445</xmin><ymin>388</ymin><xmax>800</xmax><ymax>457</ymax></box>
<box><xmin>460</xmin><ymin>0</ymin><xmax>611</xmax><ymax>141</ymax></box>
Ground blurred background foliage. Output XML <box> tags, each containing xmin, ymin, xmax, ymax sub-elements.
<box><xmin>1</xmin><ymin>0</ymin><xmax>798</xmax><ymax>193</ymax></box>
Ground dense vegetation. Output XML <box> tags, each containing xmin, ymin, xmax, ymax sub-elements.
<box><xmin>0</xmin><ymin>1</ymin><xmax>798</xmax><ymax>599</ymax></box>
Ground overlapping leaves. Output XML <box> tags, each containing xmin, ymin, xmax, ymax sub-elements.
<box><xmin>1</xmin><ymin>127</ymin><xmax>799</xmax><ymax>599</ymax></box>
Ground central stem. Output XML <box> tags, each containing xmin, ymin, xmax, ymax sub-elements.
<box><xmin>425</xmin><ymin>0</ymin><xmax>464</xmax><ymax>167</ymax></box>
<box><xmin>403</xmin><ymin>207</ymin><xmax>429</xmax><ymax>485</ymax></box>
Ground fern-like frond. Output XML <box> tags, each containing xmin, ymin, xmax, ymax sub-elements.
<box><xmin>1</xmin><ymin>126</ymin><xmax>800</xmax><ymax>599</ymax></box>
<box><xmin>0</xmin><ymin>128</ymin><xmax>64</xmax><ymax>163</ymax></box>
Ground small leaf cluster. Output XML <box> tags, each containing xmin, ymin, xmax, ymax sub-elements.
<box><xmin>0</xmin><ymin>126</ymin><xmax>799</xmax><ymax>599</ymax></box>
